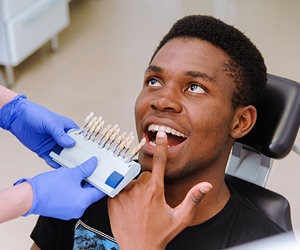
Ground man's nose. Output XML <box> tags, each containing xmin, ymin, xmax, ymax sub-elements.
<box><xmin>149</xmin><ymin>86</ymin><xmax>182</xmax><ymax>113</ymax></box>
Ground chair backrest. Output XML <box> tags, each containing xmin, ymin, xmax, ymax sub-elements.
<box><xmin>225</xmin><ymin>174</ymin><xmax>293</xmax><ymax>231</ymax></box>
<box><xmin>226</xmin><ymin>74</ymin><xmax>300</xmax><ymax>231</ymax></box>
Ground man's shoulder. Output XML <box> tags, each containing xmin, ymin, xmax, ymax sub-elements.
<box><xmin>167</xmin><ymin>185</ymin><xmax>286</xmax><ymax>249</ymax></box>
<box><xmin>228</xmin><ymin>184</ymin><xmax>286</xmax><ymax>235</ymax></box>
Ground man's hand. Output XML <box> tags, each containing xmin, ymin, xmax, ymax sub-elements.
<box><xmin>108</xmin><ymin>130</ymin><xmax>212</xmax><ymax>250</ymax></box>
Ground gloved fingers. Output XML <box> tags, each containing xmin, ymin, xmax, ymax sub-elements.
<box><xmin>76</xmin><ymin>157</ymin><xmax>106</xmax><ymax>202</ymax></box>
<box><xmin>53</xmin><ymin>131</ymin><xmax>77</xmax><ymax>148</ymax></box>
<box><xmin>82</xmin><ymin>180</ymin><xmax>106</xmax><ymax>202</ymax></box>
<box><xmin>75</xmin><ymin>157</ymin><xmax>98</xmax><ymax>179</ymax></box>
<box><xmin>85</xmin><ymin>187</ymin><xmax>106</xmax><ymax>204</ymax></box>
<box><xmin>44</xmin><ymin>118</ymin><xmax>79</xmax><ymax>148</ymax></box>
<box><xmin>82</xmin><ymin>181</ymin><xmax>94</xmax><ymax>188</ymax></box>
<box><xmin>43</xmin><ymin>155</ymin><xmax>62</xmax><ymax>169</ymax></box>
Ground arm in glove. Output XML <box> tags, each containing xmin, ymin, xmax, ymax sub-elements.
<box><xmin>0</xmin><ymin>94</ymin><xmax>78</xmax><ymax>168</ymax></box>
<box><xmin>14</xmin><ymin>157</ymin><xmax>106</xmax><ymax>220</ymax></box>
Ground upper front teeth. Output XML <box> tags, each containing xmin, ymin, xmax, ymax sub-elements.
<box><xmin>148</xmin><ymin>124</ymin><xmax>187</xmax><ymax>138</ymax></box>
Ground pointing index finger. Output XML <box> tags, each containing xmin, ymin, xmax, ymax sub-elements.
<box><xmin>152</xmin><ymin>130</ymin><xmax>168</xmax><ymax>184</ymax></box>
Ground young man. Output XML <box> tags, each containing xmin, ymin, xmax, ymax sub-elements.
<box><xmin>30</xmin><ymin>15</ymin><xmax>286</xmax><ymax>250</ymax></box>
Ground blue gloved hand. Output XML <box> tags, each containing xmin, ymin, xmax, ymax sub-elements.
<box><xmin>14</xmin><ymin>157</ymin><xmax>106</xmax><ymax>220</ymax></box>
<box><xmin>0</xmin><ymin>94</ymin><xmax>78</xmax><ymax>168</ymax></box>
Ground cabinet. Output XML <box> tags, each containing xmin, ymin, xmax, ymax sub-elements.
<box><xmin>0</xmin><ymin>0</ymin><xmax>70</xmax><ymax>86</ymax></box>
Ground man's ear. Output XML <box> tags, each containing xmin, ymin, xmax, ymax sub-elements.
<box><xmin>230</xmin><ymin>105</ymin><xmax>257</xmax><ymax>139</ymax></box>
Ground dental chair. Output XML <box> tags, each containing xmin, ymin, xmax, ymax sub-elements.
<box><xmin>226</xmin><ymin>74</ymin><xmax>300</xmax><ymax>231</ymax></box>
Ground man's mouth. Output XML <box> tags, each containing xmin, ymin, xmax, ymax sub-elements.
<box><xmin>146</xmin><ymin>124</ymin><xmax>187</xmax><ymax>147</ymax></box>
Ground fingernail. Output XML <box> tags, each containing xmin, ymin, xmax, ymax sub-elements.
<box><xmin>199</xmin><ymin>183</ymin><xmax>213</xmax><ymax>194</ymax></box>
<box><xmin>157</xmin><ymin>130</ymin><xmax>166</xmax><ymax>138</ymax></box>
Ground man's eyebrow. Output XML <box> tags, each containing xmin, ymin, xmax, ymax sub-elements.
<box><xmin>146</xmin><ymin>66</ymin><xmax>216</xmax><ymax>83</ymax></box>
<box><xmin>145</xmin><ymin>65</ymin><xmax>163</xmax><ymax>73</ymax></box>
<box><xmin>186</xmin><ymin>71</ymin><xmax>216</xmax><ymax>83</ymax></box>
<box><xmin>146</xmin><ymin>65</ymin><xmax>216</xmax><ymax>83</ymax></box>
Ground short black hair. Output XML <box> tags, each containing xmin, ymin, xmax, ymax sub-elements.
<box><xmin>150</xmin><ymin>15</ymin><xmax>267</xmax><ymax>109</ymax></box>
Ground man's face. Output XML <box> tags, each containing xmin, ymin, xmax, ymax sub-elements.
<box><xmin>135</xmin><ymin>38</ymin><xmax>238</xmax><ymax>181</ymax></box>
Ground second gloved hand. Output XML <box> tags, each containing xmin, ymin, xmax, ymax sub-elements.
<box><xmin>0</xmin><ymin>95</ymin><xmax>78</xmax><ymax>168</ymax></box>
<box><xmin>14</xmin><ymin>157</ymin><xmax>106</xmax><ymax>220</ymax></box>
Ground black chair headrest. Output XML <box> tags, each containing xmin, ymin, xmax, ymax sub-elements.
<box><xmin>236</xmin><ymin>74</ymin><xmax>300</xmax><ymax>159</ymax></box>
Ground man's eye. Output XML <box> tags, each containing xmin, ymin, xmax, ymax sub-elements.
<box><xmin>147</xmin><ymin>78</ymin><xmax>162</xmax><ymax>87</ymax></box>
<box><xmin>188</xmin><ymin>84</ymin><xmax>205</xmax><ymax>93</ymax></box>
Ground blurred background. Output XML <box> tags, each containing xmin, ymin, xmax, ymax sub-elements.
<box><xmin>0</xmin><ymin>0</ymin><xmax>299</xmax><ymax>248</ymax></box>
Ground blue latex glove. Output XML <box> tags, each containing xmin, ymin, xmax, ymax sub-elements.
<box><xmin>14</xmin><ymin>157</ymin><xmax>106</xmax><ymax>220</ymax></box>
<box><xmin>0</xmin><ymin>94</ymin><xmax>78</xmax><ymax>168</ymax></box>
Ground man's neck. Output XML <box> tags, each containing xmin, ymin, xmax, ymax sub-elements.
<box><xmin>164</xmin><ymin>171</ymin><xmax>230</xmax><ymax>226</ymax></box>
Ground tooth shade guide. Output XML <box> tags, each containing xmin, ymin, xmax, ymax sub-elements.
<box><xmin>129</xmin><ymin>137</ymin><xmax>146</xmax><ymax>161</ymax></box>
<box><xmin>118</xmin><ymin>141</ymin><xmax>126</xmax><ymax>150</ymax></box>
<box><xmin>84</xmin><ymin>116</ymin><xmax>98</xmax><ymax>137</ymax></box>
<box><xmin>115</xmin><ymin>135</ymin><xmax>122</xmax><ymax>144</ymax></box>
<box><xmin>86</xmin><ymin>124</ymin><xmax>97</xmax><ymax>140</ymax></box>
<box><xmin>123</xmin><ymin>139</ymin><xmax>134</xmax><ymax>155</ymax></box>
<box><xmin>113</xmin><ymin>135</ymin><xmax>123</xmax><ymax>153</ymax></box>
<box><xmin>93</xmin><ymin>120</ymin><xmax>105</xmax><ymax>140</ymax></box>
<box><xmin>114</xmin><ymin>128</ymin><xmax>121</xmax><ymax>138</ymax></box>
<box><xmin>76</xmin><ymin>112</ymin><xmax>144</xmax><ymax>161</ymax></box>
<box><xmin>97</xmin><ymin>116</ymin><xmax>103</xmax><ymax>124</ymax></box>
<box><xmin>91</xmin><ymin>124</ymin><xmax>102</xmax><ymax>141</ymax></box>
<box><xmin>50</xmin><ymin>112</ymin><xmax>144</xmax><ymax>197</ymax></box>
<box><xmin>102</xmin><ymin>129</ymin><xmax>119</xmax><ymax>149</ymax></box>
<box><xmin>108</xmin><ymin>129</ymin><xmax>119</xmax><ymax>146</ymax></box>
<box><xmin>77</xmin><ymin>112</ymin><xmax>94</xmax><ymax>134</ymax></box>
<box><xmin>112</xmin><ymin>124</ymin><xmax>119</xmax><ymax>132</ymax></box>
<box><xmin>102</xmin><ymin>124</ymin><xmax>112</xmax><ymax>135</ymax></box>
<box><xmin>97</xmin><ymin>124</ymin><xmax>112</xmax><ymax>144</ymax></box>
<box><xmin>120</xmin><ymin>131</ymin><xmax>127</xmax><ymax>140</ymax></box>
